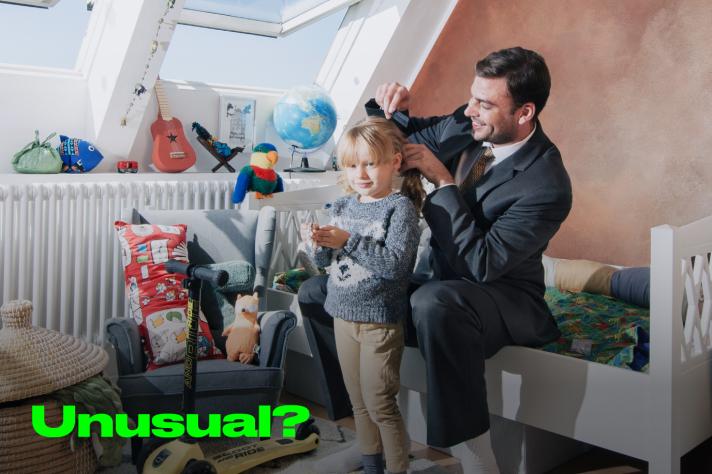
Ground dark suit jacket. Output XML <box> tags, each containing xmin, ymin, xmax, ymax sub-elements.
<box><xmin>365</xmin><ymin>99</ymin><xmax>572</xmax><ymax>346</ymax></box>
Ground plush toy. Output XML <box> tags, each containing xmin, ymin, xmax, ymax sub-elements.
<box><xmin>56</xmin><ymin>135</ymin><xmax>104</xmax><ymax>173</ymax></box>
<box><xmin>232</xmin><ymin>143</ymin><xmax>284</xmax><ymax>204</ymax></box>
<box><xmin>222</xmin><ymin>292</ymin><xmax>260</xmax><ymax>364</ymax></box>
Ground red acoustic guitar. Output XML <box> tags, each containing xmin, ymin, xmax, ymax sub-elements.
<box><xmin>150</xmin><ymin>79</ymin><xmax>196</xmax><ymax>172</ymax></box>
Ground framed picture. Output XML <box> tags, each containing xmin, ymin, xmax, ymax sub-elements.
<box><xmin>218</xmin><ymin>95</ymin><xmax>256</xmax><ymax>153</ymax></box>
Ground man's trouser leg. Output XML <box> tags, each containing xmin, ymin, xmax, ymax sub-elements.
<box><xmin>410</xmin><ymin>280</ymin><xmax>513</xmax><ymax>448</ymax></box>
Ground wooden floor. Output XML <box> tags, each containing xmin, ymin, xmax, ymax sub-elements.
<box><xmin>281</xmin><ymin>392</ymin><xmax>712</xmax><ymax>473</ymax></box>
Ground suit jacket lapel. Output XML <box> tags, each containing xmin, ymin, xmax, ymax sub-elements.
<box><xmin>474</xmin><ymin>123</ymin><xmax>552</xmax><ymax>201</ymax></box>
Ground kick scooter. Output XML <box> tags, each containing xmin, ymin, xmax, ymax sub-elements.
<box><xmin>138</xmin><ymin>260</ymin><xmax>319</xmax><ymax>474</ymax></box>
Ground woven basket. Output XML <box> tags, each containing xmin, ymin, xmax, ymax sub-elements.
<box><xmin>0</xmin><ymin>398</ymin><xmax>97</xmax><ymax>474</ymax></box>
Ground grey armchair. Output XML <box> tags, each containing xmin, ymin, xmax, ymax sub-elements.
<box><xmin>105</xmin><ymin>207</ymin><xmax>296</xmax><ymax>424</ymax></box>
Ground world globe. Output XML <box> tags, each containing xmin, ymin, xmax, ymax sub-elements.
<box><xmin>272</xmin><ymin>85</ymin><xmax>337</xmax><ymax>151</ymax></box>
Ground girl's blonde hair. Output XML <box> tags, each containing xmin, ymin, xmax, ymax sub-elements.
<box><xmin>336</xmin><ymin>116</ymin><xmax>425</xmax><ymax>210</ymax></box>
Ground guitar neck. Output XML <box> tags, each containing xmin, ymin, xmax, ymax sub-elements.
<box><xmin>154</xmin><ymin>80</ymin><xmax>173</xmax><ymax>121</ymax></box>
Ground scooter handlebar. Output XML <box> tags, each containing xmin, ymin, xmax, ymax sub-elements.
<box><xmin>165</xmin><ymin>259</ymin><xmax>228</xmax><ymax>287</ymax></box>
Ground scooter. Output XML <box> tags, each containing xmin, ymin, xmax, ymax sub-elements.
<box><xmin>138</xmin><ymin>260</ymin><xmax>319</xmax><ymax>474</ymax></box>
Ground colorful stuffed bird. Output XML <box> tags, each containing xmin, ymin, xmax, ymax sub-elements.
<box><xmin>232</xmin><ymin>143</ymin><xmax>284</xmax><ymax>204</ymax></box>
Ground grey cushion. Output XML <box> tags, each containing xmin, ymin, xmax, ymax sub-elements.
<box><xmin>131</xmin><ymin>207</ymin><xmax>275</xmax><ymax>297</ymax></box>
<box><xmin>611</xmin><ymin>267</ymin><xmax>650</xmax><ymax>308</ymax></box>
<box><xmin>205</xmin><ymin>259</ymin><xmax>256</xmax><ymax>330</ymax></box>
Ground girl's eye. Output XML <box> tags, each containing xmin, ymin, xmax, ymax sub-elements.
<box><xmin>349</xmin><ymin>164</ymin><xmax>356</xmax><ymax>168</ymax></box>
<box><xmin>367</xmin><ymin>162</ymin><xmax>375</xmax><ymax>167</ymax></box>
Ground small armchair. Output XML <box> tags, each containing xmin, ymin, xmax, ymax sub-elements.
<box><xmin>105</xmin><ymin>207</ymin><xmax>296</xmax><ymax>423</ymax></box>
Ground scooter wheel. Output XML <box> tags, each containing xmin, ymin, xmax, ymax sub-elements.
<box><xmin>295</xmin><ymin>418</ymin><xmax>320</xmax><ymax>440</ymax></box>
<box><xmin>135</xmin><ymin>437</ymin><xmax>173</xmax><ymax>474</ymax></box>
<box><xmin>182</xmin><ymin>459</ymin><xmax>217</xmax><ymax>474</ymax></box>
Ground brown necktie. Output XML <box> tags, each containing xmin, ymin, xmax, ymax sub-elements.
<box><xmin>459</xmin><ymin>146</ymin><xmax>495</xmax><ymax>191</ymax></box>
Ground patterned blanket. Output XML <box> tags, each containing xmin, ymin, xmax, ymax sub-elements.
<box><xmin>541</xmin><ymin>288</ymin><xmax>650</xmax><ymax>372</ymax></box>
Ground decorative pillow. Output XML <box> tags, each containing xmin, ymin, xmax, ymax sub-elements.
<box><xmin>114</xmin><ymin>221</ymin><xmax>223</xmax><ymax>370</ymax></box>
<box><xmin>553</xmin><ymin>258</ymin><xmax>617</xmax><ymax>295</ymax></box>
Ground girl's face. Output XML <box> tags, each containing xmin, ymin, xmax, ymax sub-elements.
<box><xmin>344</xmin><ymin>147</ymin><xmax>401</xmax><ymax>202</ymax></box>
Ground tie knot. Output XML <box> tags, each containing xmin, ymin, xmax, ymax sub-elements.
<box><xmin>482</xmin><ymin>146</ymin><xmax>494</xmax><ymax>162</ymax></box>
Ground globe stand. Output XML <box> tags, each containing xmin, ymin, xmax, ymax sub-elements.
<box><xmin>283</xmin><ymin>145</ymin><xmax>326</xmax><ymax>173</ymax></box>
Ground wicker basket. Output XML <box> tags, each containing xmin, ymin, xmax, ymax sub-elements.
<box><xmin>0</xmin><ymin>398</ymin><xmax>97</xmax><ymax>474</ymax></box>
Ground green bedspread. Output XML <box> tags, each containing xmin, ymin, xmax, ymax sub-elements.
<box><xmin>541</xmin><ymin>288</ymin><xmax>650</xmax><ymax>372</ymax></box>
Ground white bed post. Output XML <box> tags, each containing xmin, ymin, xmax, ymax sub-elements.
<box><xmin>648</xmin><ymin>224</ymin><xmax>682</xmax><ymax>474</ymax></box>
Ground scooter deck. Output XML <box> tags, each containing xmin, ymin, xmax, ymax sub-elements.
<box><xmin>209</xmin><ymin>433</ymin><xmax>319</xmax><ymax>473</ymax></box>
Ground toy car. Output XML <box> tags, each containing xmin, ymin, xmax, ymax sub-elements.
<box><xmin>117</xmin><ymin>160</ymin><xmax>139</xmax><ymax>173</ymax></box>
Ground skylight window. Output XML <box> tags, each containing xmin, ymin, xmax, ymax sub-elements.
<box><xmin>0</xmin><ymin>0</ymin><xmax>90</xmax><ymax>69</ymax></box>
<box><xmin>161</xmin><ymin>5</ymin><xmax>347</xmax><ymax>88</ymax></box>
<box><xmin>180</xmin><ymin>0</ymin><xmax>359</xmax><ymax>36</ymax></box>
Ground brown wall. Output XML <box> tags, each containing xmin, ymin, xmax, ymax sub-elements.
<box><xmin>410</xmin><ymin>0</ymin><xmax>712</xmax><ymax>266</ymax></box>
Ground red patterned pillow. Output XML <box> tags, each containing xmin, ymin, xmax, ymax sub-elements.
<box><xmin>114</xmin><ymin>221</ymin><xmax>223</xmax><ymax>370</ymax></box>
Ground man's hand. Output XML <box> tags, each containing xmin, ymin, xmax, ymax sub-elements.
<box><xmin>375</xmin><ymin>82</ymin><xmax>411</xmax><ymax>119</ymax></box>
<box><xmin>313</xmin><ymin>225</ymin><xmax>350</xmax><ymax>249</ymax></box>
<box><xmin>403</xmin><ymin>143</ymin><xmax>454</xmax><ymax>187</ymax></box>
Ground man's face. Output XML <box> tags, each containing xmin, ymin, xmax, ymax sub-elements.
<box><xmin>464</xmin><ymin>76</ymin><xmax>522</xmax><ymax>145</ymax></box>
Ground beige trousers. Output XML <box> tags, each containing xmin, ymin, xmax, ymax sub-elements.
<box><xmin>334</xmin><ymin>318</ymin><xmax>409</xmax><ymax>473</ymax></box>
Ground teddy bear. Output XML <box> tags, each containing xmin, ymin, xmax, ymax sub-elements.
<box><xmin>222</xmin><ymin>292</ymin><xmax>261</xmax><ymax>364</ymax></box>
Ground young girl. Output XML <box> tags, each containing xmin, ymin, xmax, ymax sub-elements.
<box><xmin>304</xmin><ymin>116</ymin><xmax>424</xmax><ymax>474</ymax></box>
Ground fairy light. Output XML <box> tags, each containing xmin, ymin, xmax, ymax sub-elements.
<box><xmin>120</xmin><ymin>0</ymin><xmax>176</xmax><ymax>126</ymax></box>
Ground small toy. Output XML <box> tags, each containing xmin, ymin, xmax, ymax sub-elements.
<box><xmin>232</xmin><ymin>143</ymin><xmax>284</xmax><ymax>204</ymax></box>
<box><xmin>191</xmin><ymin>122</ymin><xmax>243</xmax><ymax>172</ymax></box>
<box><xmin>222</xmin><ymin>292</ymin><xmax>260</xmax><ymax>364</ymax></box>
<box><xmin>57</xmin><ymin>135</ymin><xmax>104</xmax><ymax>173</ymax></box>
<box><xmin>117</xmin><ymin>161</ymin><xmax>138</xmax><ymax>173</ymax></box>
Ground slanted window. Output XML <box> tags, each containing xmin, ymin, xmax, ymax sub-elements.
<box><xmin>161</xmin><ymin>4</ymin><xmax>347</xmax><ymax>88</ymax></box>
<box><xmin>0</xmin><ymin>0</ymin><xmax>91</xmax><ymax>70</ymax></box>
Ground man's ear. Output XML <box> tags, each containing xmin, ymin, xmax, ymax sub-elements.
<box><xmin>518</xmin><ymin>103</ymin><xmax>536</xmax><ymax>125</ymax></box>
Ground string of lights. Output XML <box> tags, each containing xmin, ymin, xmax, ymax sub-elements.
<box><xmin>120</xmin><ymin>0</ymin><xmax>176</xmax><ymax>126</ymax></box>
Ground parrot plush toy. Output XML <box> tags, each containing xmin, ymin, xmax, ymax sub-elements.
<box><xmin>232</xmin><ymin>143</ymin><xmax>284</xmax><ymax>204</ymax></box>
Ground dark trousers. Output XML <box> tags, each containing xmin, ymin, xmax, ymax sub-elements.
<box><xmin>298</xmin><ymin>275</ymin><xmax>513</xmax><ymax>447</ymax></box>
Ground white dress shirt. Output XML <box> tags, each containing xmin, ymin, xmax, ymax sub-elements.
<box><xmin>453</xmin><ymin>124</ymin><xmax>537</xmax><ymax>186</ymax></box>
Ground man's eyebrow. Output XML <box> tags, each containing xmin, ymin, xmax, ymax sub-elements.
<box><xmin>472</xmin><ymin>96</ymin><xmax>495</xmax><ymax>106</ymax></box>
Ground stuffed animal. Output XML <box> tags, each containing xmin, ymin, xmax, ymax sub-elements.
<box><xmin>56</xmin><ymin>135</ymin><xmax>104</xmax><ymax>173</ymax></box>
<box><xmin>232</xmin><ymin>143</ymin><xmax>284</xmax><ymax>204</ymax></box>
<box><xmin>222</xmin><ymin>292</ymin><xmax>260</xmax><ymax>364</ymax></box>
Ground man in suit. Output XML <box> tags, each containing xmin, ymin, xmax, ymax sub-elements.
<box><xmin>299</xmin><ymin>47</ymin><xmax>572</xmax><ymax>473</ymax></box>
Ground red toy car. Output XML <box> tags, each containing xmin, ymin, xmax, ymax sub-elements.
<box><xmin>117</xmin><ymin>160</ymin><xmax>139</xmax><ymax>173</ymax></box>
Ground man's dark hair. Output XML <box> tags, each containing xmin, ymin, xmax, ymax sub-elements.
<box><xmin>475</xmin><ymin>47</ymin><xmax>551</xmax><ymax>118</ymax></box>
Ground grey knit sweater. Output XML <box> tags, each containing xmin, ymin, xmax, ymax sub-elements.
<box><xmin>309</xmin><ymin>192</ymin><xmax>420</xmax><ymax>324</ymax></box>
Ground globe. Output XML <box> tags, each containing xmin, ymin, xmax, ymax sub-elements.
<box><xmin>272</xmin><ymin>85</ymin><xmax>337</xmax><ymax>151</ymax></box>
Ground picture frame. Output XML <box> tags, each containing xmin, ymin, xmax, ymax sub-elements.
<box><xmin>218</xmin><ymin>95</ymin><xmax>256</xmax><ymax>153</ymax></box>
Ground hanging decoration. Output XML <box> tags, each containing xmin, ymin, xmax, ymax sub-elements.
<box><xmin>120</xmin><ymin>0</ymin><xmax>177</xmax><ymax>127</ymax></box>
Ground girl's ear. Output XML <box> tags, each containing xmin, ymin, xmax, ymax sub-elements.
<box><xmin>393</xmin><ymin>152</ymin><xmax>403</xmax><ymax>172</ymax></box>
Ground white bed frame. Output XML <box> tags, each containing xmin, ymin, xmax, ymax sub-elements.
<box><xmin>257</xmin><ymin>185</ymin><xmax>712</xmax><ymax>473</ymax></box>
<box><xmin>400</xmin><ymin>215</ymin><xmax>712</xmax><ymax>473</ymax></box>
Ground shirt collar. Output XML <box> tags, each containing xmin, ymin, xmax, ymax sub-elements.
<box><xmin>483</xmin><ymin>123</ymin><xmax>537</xmax><ymax>164</ymax></box>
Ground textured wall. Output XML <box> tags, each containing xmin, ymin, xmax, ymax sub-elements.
<box><xmin>409</xmin><ymin>0</ymin><xmax>712</xmax><ymax>266</ymax></box>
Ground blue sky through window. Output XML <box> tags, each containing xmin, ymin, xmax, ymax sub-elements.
<box><xmin>160</xmin><ymin>7</ymin><xmax>345</xmax><ymax>88</ymax></box>
<box><xmin>0</xmin><ymin>0</ymin><xmax>90</xmax><ymax>69</ymax></box>
<box><xmin>0</xmin><ymin>0</ymin><xmax>345</xmax><ymax>90</ymax></box>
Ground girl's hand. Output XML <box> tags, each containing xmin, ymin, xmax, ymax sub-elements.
<box><xmin>313</xmin><ymin>225</ymin><xmax>350</xmax><ymax>249</ymax></box>
<box><xmin>299</xmin><ymin>222</ymin><xmax>318</xmax><ymax>244</ymax></box>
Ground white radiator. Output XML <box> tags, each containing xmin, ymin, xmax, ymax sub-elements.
<box><xmin>0</xmin><ymin>178</ymin><xmax>236</xmax><ymax>344</ymax></box>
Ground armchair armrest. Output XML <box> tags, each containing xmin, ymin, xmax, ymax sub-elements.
<box><xmin>256</xmin><ymin>311</ymin><xmax>296</xmax><ymax>368</ymax></box>
<box><xmin>105</xmin><ymin>318</ymin><xmax>145</xmax><ymax>375</ymax></box>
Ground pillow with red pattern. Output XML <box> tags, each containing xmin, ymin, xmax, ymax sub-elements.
<box><xmin>114</xmin><ymin>221</ymin><xmax>223</xmax><ymax>370</ymax></box>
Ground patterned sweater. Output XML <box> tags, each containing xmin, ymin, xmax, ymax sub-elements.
<box><xmin>309</xmin><ymin>192</ymin><xmax>420</xmax><ymax>324</ymax></box>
